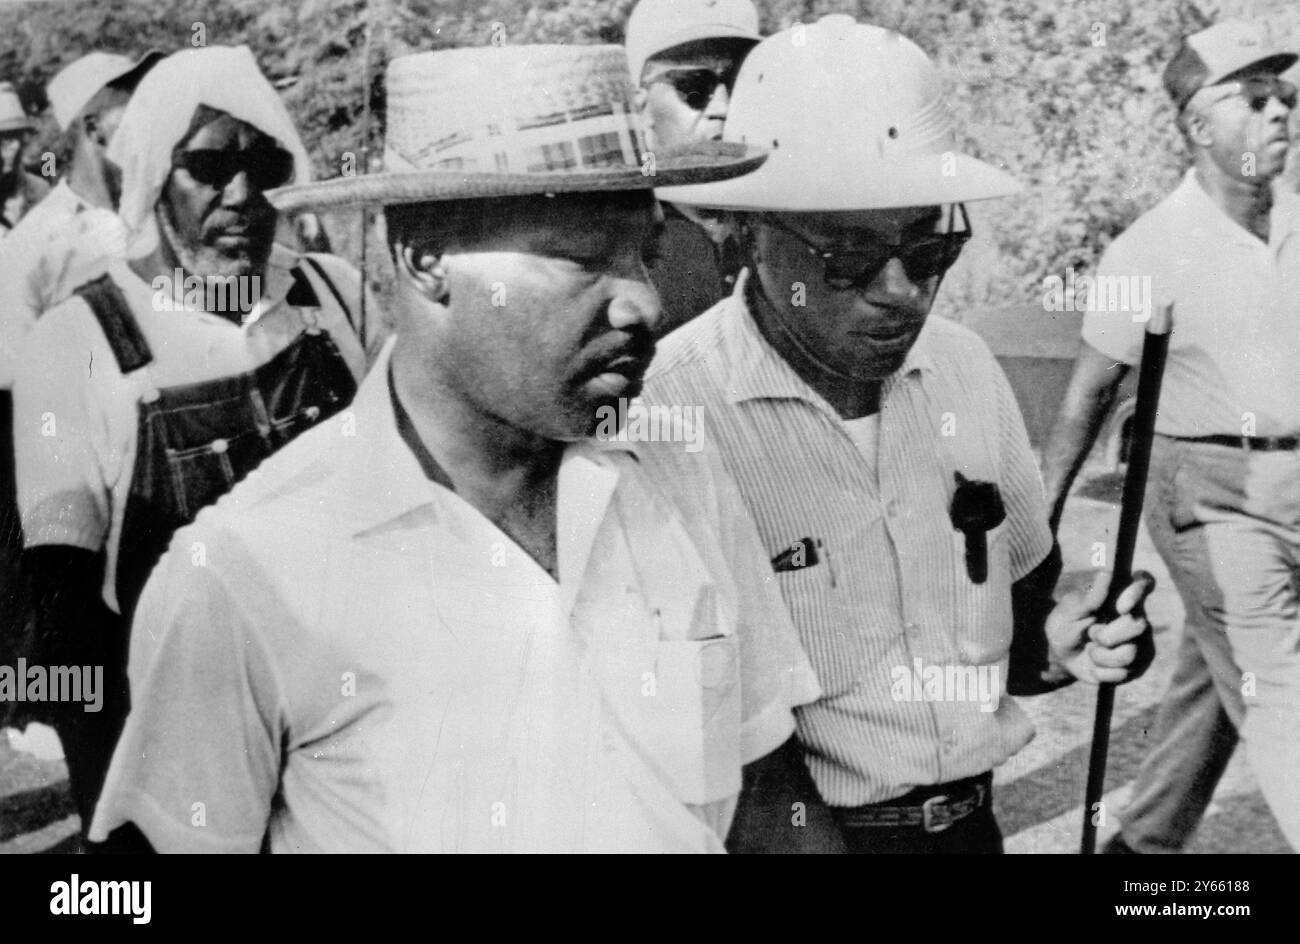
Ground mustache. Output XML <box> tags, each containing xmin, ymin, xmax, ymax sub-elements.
<box><xmin>578</xmin><ymin>329</ymin><xmax>656</xmax><ymax>379</ymax></box>
<box><xmin>201</xmin><ymin>204</ymin><xmax>274</xmax><ymax>238</ymax></box>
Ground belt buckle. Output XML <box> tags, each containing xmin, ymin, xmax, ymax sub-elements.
<box><xmin>922</xmin><ymin>794</ymin><xmax>953</xmax><ymax>833</ymax></box>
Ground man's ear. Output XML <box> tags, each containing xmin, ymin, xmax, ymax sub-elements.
<box><xmin>396</xmin><ymin>243</ymin><xmax>450</xmax><ymax>305</ymax></box>
<box><xmin>1185</xmin><ymin>110</ymin><xmax>1214</xmax><ymax>149</ymax></box>
<box><xmin>633</xmin><ymin>84</ymin><xmax>649</xmax><ymax>116</ymax></box>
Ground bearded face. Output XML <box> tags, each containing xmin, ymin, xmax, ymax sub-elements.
<box><xmin>156</xmin><ymin>109</ymin><xmax>286</xmax><ymax>285</ymax></box>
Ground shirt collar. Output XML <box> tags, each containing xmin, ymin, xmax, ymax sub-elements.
<box><xmin>332</xmin><ymin>337</ymin><xmax>447</xmax><ymax>537</ymax></box>
<box><xmin>1176</xmin><ymin>168</ymin><xmax>1300</xmax><ymax>249</ymax></box>
<box><xmin>49</xmin><ymin>179</ymin><xmax>85</xmax><ymax>214</ymax></box>
<box><xmin>722</xmin><ymin>269</ymin><xmax>935</xmax><ymax>408</ymax></box>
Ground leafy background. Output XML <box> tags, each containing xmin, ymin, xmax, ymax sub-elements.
<box><xmin>2</xmin><ymin>0</ymin><xmax>1298</xmax><ymax>319</ymax></box>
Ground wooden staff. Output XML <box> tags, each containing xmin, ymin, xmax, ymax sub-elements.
<box><xmin>1080</xmin><ymin>300</ymin><xmax>1172</xmax><ymax>854</ymax></box>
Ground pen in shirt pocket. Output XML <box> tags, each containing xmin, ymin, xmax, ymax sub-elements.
<box><xmin>771</xmin><ymin>537</ymin><xmax>836</xmax><ymax>588</ymax></box>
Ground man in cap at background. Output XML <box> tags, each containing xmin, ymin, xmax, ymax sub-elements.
<box><xmin>645</xmin><ymin>15</ymin><xmax>1156</xmax><ymax>853</ymax></box>
<box><xmin>13</xmin><ymin>45</ymin><xmax>380</xmax><ymax>845</ymax></box>
<box><xmin>89</xmin><ymin>42</ymin><xmax>828</xmax><ymax>853</ymax></box>
<box><xmin>1044</xmin><ymin>19</ymin><xmax>1300</xmax><ymax>853</ymax></box>
<box><xmin>625</xmin><ymin>0</ymin><xmax>758</xmax><ymax>337</ymax></box>
<box><xmin>0</xmin><ymin>58</ymin><xmax>163</xmax><ymax>703</ymax></box>
<box><xmin>0</xmin><ymin>81</ymin><xmax>48</xmax><ymax>233</ymax></box>
<box><xmin>0</xmin><ymin>74</ymin><xmax>63</xmax><ymax>756</ymax></box>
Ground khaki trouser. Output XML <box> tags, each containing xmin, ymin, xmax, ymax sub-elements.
<box><xmin>1119</xmin><ymin>435</ymin><xmax>1300</xmax><ymax>851</ymax></box>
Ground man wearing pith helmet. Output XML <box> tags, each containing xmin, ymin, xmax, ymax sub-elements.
<box><xmin>645</xmin><ymin>15</ymin><xmax>1157</xmax><ymax>853</ymax></box>
<box><xmin>90</xmin><ymin>43</ymin><xmax>826</xmax><ymax>853</ymax></box>
<box><xmin>625</xmin><ymin>0</ymin><xmax>759</xmax><ymax>337</ymax></box>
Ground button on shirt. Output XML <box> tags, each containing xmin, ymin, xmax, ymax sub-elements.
<box><xmin>642</xmin><ymin>279</ymin><xmax>1054</xmax><ymax>806</ymax></box>
<box><xmin>89</xmin><ymin>339</ymin><xmax>818</xmax><ymax>852</ymax></box>
<box><xmin>0</xmin><ymin>180</ymin><xmax>127</xmax><ymax>389</ymax></box>
<box><xmin>13</xmin><ymin>248</ymin><xmax>379</xmax><ymax>614</ymax></box>
<box><xmin>1083</xmin><ymin>170</ymin><xmax>1300</xmax><ymax>437</ymax></box>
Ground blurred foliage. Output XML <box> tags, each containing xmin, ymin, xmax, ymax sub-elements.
<box><xmin>2</xmin><ymin>0</ymin><xmax>1298</xmax><ymax>315</ymax></box>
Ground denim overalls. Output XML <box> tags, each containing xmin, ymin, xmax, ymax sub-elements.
<box><xmin>76</xmin><ymin>259</ymin><xmax>359</xmax><ymax>621</ymax></box>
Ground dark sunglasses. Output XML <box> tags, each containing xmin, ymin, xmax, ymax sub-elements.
<box><xmin>762</xmin><ymin>204</ymin><xmax>972</xmax><ymax>290</ymax></box>
<box><xmin>1241</xmin><ymin>76</ymin><xmax>1298</xmax><ymax>110</ymax></box>
<box><xmin>655</xmin><ymin>67</ymin><xmax>738</xmax><ymax>111</ymax></box>
<box><xmin>173</xmin><ymin>146</ymin><xmax>295</xmax><ymax>191</ymax></box>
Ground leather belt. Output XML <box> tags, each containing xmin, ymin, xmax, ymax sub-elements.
<box><xmin>834</xmin><ymin>773</ymin><xmax>992</xmax><ymax>834</ymax></box>
<box><xmin>1165</xmin><ymin>434</ymin><xmax>1300</xmax><ymax>452</ymax></box>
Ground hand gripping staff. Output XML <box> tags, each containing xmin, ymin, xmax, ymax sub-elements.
<box><xmin>1080</xmin><ymin>301</ymin><xmax>1172</xmax><ymax>854</ymax></box>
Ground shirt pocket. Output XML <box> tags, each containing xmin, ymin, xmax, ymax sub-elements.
<box><xmin>642</xmin><ymin>635</ymin><xmax>742</xmax><ymax>807</ymax></box>
<box><xmin>773</xmin><ymin>563</ymin><xmax>869</xmax><ymax>699</ymax></box>
<box><xmin>947</xmin><ymin>517</ymin><xmax>1013</xmax><ymax>665</ymax></box>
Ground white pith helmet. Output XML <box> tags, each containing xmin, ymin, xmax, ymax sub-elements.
<box><xmin>657</xmin><ymin>14</ymin><xmax>1021</xmax><ymax>210</ymax></box>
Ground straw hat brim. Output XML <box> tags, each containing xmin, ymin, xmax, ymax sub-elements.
<box><xmin>268</xmin><ymin>141</ymin><xmax>767</xmax><ymax>214</ymax></box>
<box><xmin>658</xmin><ymin>151</ymin><xmax>1021</xmax><ymax>211</ymax></box>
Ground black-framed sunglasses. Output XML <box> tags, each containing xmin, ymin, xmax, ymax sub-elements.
<box><xmin>762</xmin><ymin>204</ymin><xmax>972</xmax><ymax>290</ymax></box>
<box><xmin>653</xmin><ymin>66</ymin><xmax>739</xmax><ymax>111</ymax></box>
<box><xmin>1206</xmin><ymin>76</ymin><xmax>1298</xmax><ymax>111</ymax></box>
<box><xmin>173</xmin><ymin>146</ymin><xmax>295</xmax><ymax>191</ymax></box>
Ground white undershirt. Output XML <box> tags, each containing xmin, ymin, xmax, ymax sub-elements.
<box><xmin>842</xmin><ymin>414</ymin><xmax>881</xmax><ymax>476</ymax></box>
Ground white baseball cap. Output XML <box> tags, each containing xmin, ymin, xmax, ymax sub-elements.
<box><xmin>658</xmin><ymin>15</ymin><xmax>1021</xmax><ymax>211</ymax></box>
<box><xmin>1164</xmin><ymin>20</ymin><xmax>1297</xmax><ymax>110</ymax></box>
<box><xmin>0</xmin><ymin>82</ymin><xmax>37</xmax><ymax>133</ymax></box>
<box><xmin>625</xmin><ymin>0</ymin><xmax>760</xmax><ymax>83</ymax></box>
<box><xmin>47</xmin><ymin>50</ymin><xmax>165</xmax><ymax>131</ymax></box>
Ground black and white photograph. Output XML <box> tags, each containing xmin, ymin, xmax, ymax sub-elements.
<box><xmin>0</xmin><ymin>0</ymin><xmax>1294</xmax><ymax>897</ymax></box>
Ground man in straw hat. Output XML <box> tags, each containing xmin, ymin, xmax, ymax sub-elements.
<box><xmin>644</xmin><ymin>15</ymin><xmax>1157</xmax><ymax>853</ymax></box>
<box><xmin>12</xmin><ymin>45</ymin><xmax>380</xmax><ymax>847</ymax></box>
<box><xmin>625</xmin><ymin>0</ymin><xmax>760</xmax><ymax>339</ymax></box>
<box><xmin>0</xmin><ymin>81</ymin><xmax>48</xmax><ymax>233</ymax></box>
<box><xmin>88</xmin><ymin>43</ymin><xmax>828</xmax><ymax>853</ymax></box>
<box><xmin>1044</xmin><ymin>19</ymin><xmax>1300</xmax><ymax>853</ymax></box>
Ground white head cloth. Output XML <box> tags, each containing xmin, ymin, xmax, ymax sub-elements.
<box><xmin>106</xmin><ymin>45</ymin><xmax>313</xmax><ymax>260</ymax></box>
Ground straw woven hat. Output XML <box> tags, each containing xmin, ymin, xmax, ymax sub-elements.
<box><xmin>268</xmin><ymin>44</ymin><xmax>765</xmax><ymax>213</ymax></box>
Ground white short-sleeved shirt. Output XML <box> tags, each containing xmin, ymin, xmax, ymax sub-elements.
<box><xmin>12</xmin><ymin>249</ymin><xmax>380</xmax><ymax>613</ymax></box>
<box><xmin>1083</xmin><ymin>170</ymin><xmax>1300</xmax><ymax>437</ymax></box>
<box><xmin>88</xmin><ymin>339</ymin><xmax>819</xmax><ymax>853</ymax></box>
<box><xmin>0</xmin><ymin>180</ymin><xmax>127</xmax><ymax>390</ymax></box>
<box><xmin>643</xmin><ymin>280</ymin><xmax>1054</xmax><ymax>806</ymax></box>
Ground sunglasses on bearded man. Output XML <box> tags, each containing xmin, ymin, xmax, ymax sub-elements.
<box><xmin>172</xmin><ymin>145</ymin><xmax>295</xmax><ymax>191</ymax></box>
<box><xmin>762</xmin><ymin>203</ymin><xmax>972</xmax><ymax>290</ymax></box>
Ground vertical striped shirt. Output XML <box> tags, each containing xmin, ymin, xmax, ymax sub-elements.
<box><xmin>642</xmin><ymin>278</ymin><xmax>1054</xmax><ymax>806</ymax></box>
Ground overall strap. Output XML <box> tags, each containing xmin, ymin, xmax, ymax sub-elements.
<box><xmin>296</xmin><ymin>254</ymin><xmax>363</xmax><ymax>346</ymax></box>
<box><xmin>75</xmin><ymin>274</ymin><xmax>154</xmax><ymax>374</ymax></box>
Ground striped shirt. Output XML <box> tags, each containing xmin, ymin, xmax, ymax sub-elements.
<box><xmin>642</xmin><ymin>278</ymin><xmax>1054</xmax><ymax>806</ymax></box>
